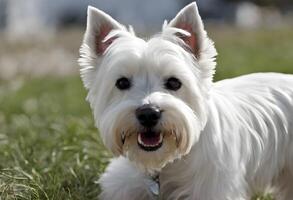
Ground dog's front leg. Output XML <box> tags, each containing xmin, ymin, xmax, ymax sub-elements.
<box><xmin>99</xmin><ymin>156</ymin><xmax>156</xmax><ymax>200</ymax></box>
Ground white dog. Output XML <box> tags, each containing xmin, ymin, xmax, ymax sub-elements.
<box><xmin>78</xmin><ymin>2</ymin><xmax>293</xmax><ymax>200</ymax></box>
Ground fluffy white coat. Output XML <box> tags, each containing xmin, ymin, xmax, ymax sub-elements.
<box><xmin>79</xmin><ymin>2</ymin><xmax>293</xmax><ymax>200</ymax></box>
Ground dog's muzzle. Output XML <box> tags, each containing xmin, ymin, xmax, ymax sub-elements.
<box><xmin>135</xmin><ymin>104</ymin><xmax>163</xmax><ymax>151</ymax></box>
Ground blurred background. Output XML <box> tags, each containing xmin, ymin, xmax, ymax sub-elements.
<box><xmin>0</xmin><ymin>0</ymin><xmax>293</xmax><ymax>80</ymax></box>
<box><xmin>0</xmin><ymin>0</ymin><xmax>292</xmax><ymax>199</ymax></box>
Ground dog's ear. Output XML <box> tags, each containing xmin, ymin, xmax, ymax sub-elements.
<box><xmin>164</xmin><ymin>2</ymin><xmax>217</xmax><ymax>89</ymax></box>
<box><xmin>83</xmin><ymin>6</ymin><xmax>125</xmax><ymax>56</ymax></box>
<box><xmin>79</xmin><ymin>6</ymin><xmax>127</xmax><ymax>90</ymax></box>
<box><xmin>167</xmin><ymin>2</ymin><xmax>207</xmax><ymax>58</ymax></box>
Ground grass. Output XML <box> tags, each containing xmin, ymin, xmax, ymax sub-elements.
<box><xmin>0</xmin><ymin>27</ymin><xmax>293</xmax><ymax>199</ymax></box>
<box><xmin>210</xmin><ymin>26</ymin><xmax>293</xmax><ymax>80</ymax></box>
<box><xmin>0</xmin><ymin>77</ymin><xmax>110</xmax><ymax>199</ymax></box>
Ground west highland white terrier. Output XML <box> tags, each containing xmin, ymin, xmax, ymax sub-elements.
<box><xmin>78</xmin><ymin>2</ymin><xmax>293</xmax><ymax>200</ymax></box>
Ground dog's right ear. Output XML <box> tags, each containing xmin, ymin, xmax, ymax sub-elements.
<box><xmin>83</xmin><ymin>6</ymin><xmax>125</xmax><ymax>56</ymax></box>
<box><xmin>79</xmin><ymin>6</ymin><xmax>126</xmax><ymax>89</ymax></box>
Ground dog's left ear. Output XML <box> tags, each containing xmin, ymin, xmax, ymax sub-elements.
<box><xmin>166</xmin><ymin>2</ymin><xmax>212</xmax><ymax>59</ymax></box>
<box><xmin>165</xmin><ymin>2</ymin><xmax>217</xmax><ymax>88</ymax></box>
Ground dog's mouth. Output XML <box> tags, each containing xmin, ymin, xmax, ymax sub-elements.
<box><xmin>137</xmin><ymin>130</ymin><xmax>163</xmax><ymax>151</ymax></box>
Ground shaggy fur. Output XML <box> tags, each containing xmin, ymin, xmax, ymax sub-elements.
<box><xmin>79</xmin><ymin>2</ymin><xmax>293</xmax><ymax>200</ymax></box>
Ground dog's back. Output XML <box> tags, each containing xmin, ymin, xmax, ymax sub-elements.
<box><xmin>212</xmin><ymin>72</ymin><xmax>293</xmax><ymax>196</ymax></box>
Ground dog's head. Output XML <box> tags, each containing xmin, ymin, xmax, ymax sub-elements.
<box><xmin>79</xmin><ymin>2</ymin><xmax>217</xmax><ymax>171</ymax></box>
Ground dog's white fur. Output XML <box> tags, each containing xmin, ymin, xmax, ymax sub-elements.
<box><xmin>79</xmin><ymin>2</ymin><xmax>293</xmax><ymax>200</ymax></box>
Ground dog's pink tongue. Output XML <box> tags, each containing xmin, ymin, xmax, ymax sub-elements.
<box><xmin>139</xmin><ymin>132</ymin><xmax>161</xmax><ymax>145</ymax></box>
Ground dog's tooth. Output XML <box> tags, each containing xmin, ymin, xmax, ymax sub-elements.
<box><xmin>138</xmin><ymin>133</ymin><xmax>143</xmax><ymax>145</ymax></box>
<box><xmin>159</xmin><ymin>133</ymin><xmax>163</xmax><ymax>143</ymax></box>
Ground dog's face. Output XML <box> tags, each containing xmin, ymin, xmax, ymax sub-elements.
<box><xmin>79</xmin><ymin>2</ymin><xmax>217</xmax><ymax>171</ymax></box>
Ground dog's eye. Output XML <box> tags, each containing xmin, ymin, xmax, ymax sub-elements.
<box><xmin>116</xmin><ymin>77</ymin><xmax>131</xmax><ymax>90</ymax></box>
<box><xmin>164</xmin><ymin>77</ymin><xmax>182</xmax><ymax>91</ymax></box>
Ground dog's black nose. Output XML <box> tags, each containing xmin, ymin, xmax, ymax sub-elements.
<box><xmin>136</xmin><ymin>104</ymin><xmax>162</xmax><ymax>127</ymax></box>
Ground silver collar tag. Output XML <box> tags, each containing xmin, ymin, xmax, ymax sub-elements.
<box><xmin>146</xmin><ymin>173</ymin><xmax>160</xmax><ymax>198</ymax></box>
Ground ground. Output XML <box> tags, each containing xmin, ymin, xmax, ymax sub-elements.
<box><xmin>0</xmin><ymin>26</ymin><xmax>293</xmax><ymax>199</ymax></box>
